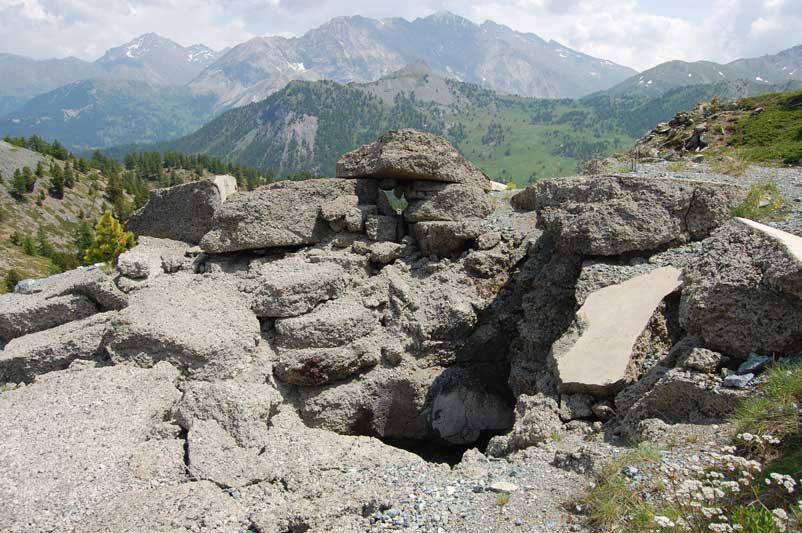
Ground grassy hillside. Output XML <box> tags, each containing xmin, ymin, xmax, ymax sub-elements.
<box><xmin>730</xmin><ymin>90</ymin><xmax>802</xmax><ymax>164</ymax></box>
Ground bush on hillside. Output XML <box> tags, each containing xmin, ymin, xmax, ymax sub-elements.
<box><xmin>732</xmin><ymin>181</ymin><xmax>789</xmax><ymax>222</ymax></box>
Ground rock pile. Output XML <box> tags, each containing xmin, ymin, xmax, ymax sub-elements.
<box><xmin>1</xmin><ymin>129</ymin><xmax>798</xmax><ymax>531</ymax></box>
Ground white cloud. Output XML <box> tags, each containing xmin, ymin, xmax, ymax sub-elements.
<box><xmin>0</xmin><ymin>0</ymin><xmax>798</xmax><ymax>71</ymax></box>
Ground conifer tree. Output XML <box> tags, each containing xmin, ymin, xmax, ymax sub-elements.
<box><xmin>84</xmin><ymin>210</ymin><xmax>134</xmax><ymax>265</ymax></box>
<box><xmin>63</xmin><ymin>163</ymin><xmax>75</xmax><ymax>188</ymax></box>
<box><xmin>73</xmin><ymin>220</ymin><xmax>94</xmax><ymax>263</ymax></box>
<box><xmin>49</xmin><ymin>169</ymin><xmax>65</xmax><ymax>198</ymax></box>
<box><xmin>10</xmin><ymin>169</ymin><xmax>27</xmax><ymax>201</ymax></box>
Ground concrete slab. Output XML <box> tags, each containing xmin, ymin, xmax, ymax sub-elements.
<box><xmin>551</xmin><ymin>266</ymin><xmax>682</xmax><ymax>396</ymax></box>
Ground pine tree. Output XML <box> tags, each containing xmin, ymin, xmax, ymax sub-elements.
<box><xmin>49</xmin><ymin>169</ymin><xmax>65</xmax><ymax>198</ymax></box>
<box><xmin>10</xmin><ymin>169</ymin><xmax>27</xmax><ymax>201</ymax></box>
<box><xmin>35</xmin><ymin>161</ymin><xmax>45</xmax><ymax>178</ymax></box>
<box><xmin>3</xmin><ymin>269</ymin><xmax>23</xmax><ymax>293</ymax></box>
<box><xmin>106</xmin><ymin>173</ymin><xmax>124</xmax><ymax>204</ymax></box>
<box><xmin>22</xmin><ymin>234</ymin><xmax>37</xmax><ymax>256</ymax></box>
<box><xmin>36</xmin><ymin>226</ymin><xmax>55</xmax><ymax>258</ymax></box>
<box><xmin>22</xmin><ymin>166</ymin><xmax>35</xmax><ymax>192</ymax></box>
<box><xmin>73</xmin><ymin>220</ymin><xmax>94</xmax><ymax>263</ymax></box>
<box><xmin>83</xmin><ymin>210</ymin><xmax>134</xmax><ymax>265</ymax></box>
<box><xmin>63</xmin><ymin>163</ymin><xmax>75</xmax><ymax>188</ymax></box>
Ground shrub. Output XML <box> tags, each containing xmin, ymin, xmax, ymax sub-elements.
<box><xmin>505</xmin><ymin>182</ymin><xmax>518</xmax><ymax>190</ymax></box>
<box><xmin>3</xmin><ymin>269</ymin><xmax>23</xmax><ymax>293</ymax></box>
<box><xmin>732</xmin><ymin>181</ymin><xmax>789</xmax><ymax>222</ymax></box>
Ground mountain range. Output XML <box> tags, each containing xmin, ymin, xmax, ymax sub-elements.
<box><xmin>0</xmin><ymin>11</ymin><xmax>800</xmax><ymax>171</ymax></box>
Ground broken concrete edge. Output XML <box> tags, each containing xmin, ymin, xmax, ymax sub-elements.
<box><xmin>550</xmin><ymin>266</ymin><xmax>683</xmax><ymax>397</ymax></box>
<box><xmin>736</xmin><ymin>217</ymin><xmax>802</xmax><ymax>264</ymax></box>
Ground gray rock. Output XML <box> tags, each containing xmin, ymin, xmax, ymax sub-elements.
<box><xmin>0</xmin><ymin>313</ymin><xmax>111</xmax><ymax>383</ymax></box>
<box><xmin>366</xmin><ymin>242</ymin><xmax>405</xmax><ymax>264</ymax></box>
<box><xmin>488</xmin><ymin>481</ymin><xmax>519</xmax><ymax>493</ymax></box>
<box><xmin>0</xmin><ymin>363</ymin><xmax>184</xmax><ymax>531</ymax></box>
<box><xmin>681</xmin><ymin>220</ymin><xmax>802</xmax><ymax>357</ymax></box>
<box><xmin>412</xmin><ymin>221</ymin><xmax>482</xmax><ymax>257</ymax></box>
<box><xmin>200</xmin><ymin>179</ymin><xmax>377</xmax><ymax>253</ymax></box>
<box><xmin>117</xmin><ymin>237</ymin><xmax>190</xmax><ymax>280</ymax></box>
<box><xmin>510</xmin><ymin>186</ymin><xmax>537</xmax><ymax>211</ymax></box>
<box><xmin>274</xmin><ymin>339</ymin><xmax>382</xmax><ymax>386</ymax></box>
<box><xmin>174</xmin><ymin>380</ymin><xmax>282</xmax><ymax>447</ymax></box>
<box><xmin>103</xmin><ymin>276</ymin><xmax>261</xmax><ymax>380</ymax></box>
<box><xmin>0</xmin><ymin>293</ymin><xmax>96</xmax><ymax>342</ymax></box>
<box><xmin>534</xmin><ymin>175</ymin><xmax>745</xmax><ymax>255</ymax></box>
<box><xmin>486</xmin><ymin>394</ymin><xmax>562</xmax><ymax>456</ymax></box>
<box><xmin>365</xmin><ymin>214</ymin><xmax>401</xmax><ymax>242</ymax></box>
<box><xmin>559</xmin><ymin>393</ymin><xmax>594</xmax><ymax>421</ymax></box>
<box><xmin>249</xmin><ymin>259</ymin><xmax>347</xmax><ymax>318</ymax></box>
<box><xmin>738</xmin><ymin>353</ymin><xmax>772</xmax><ymax>375</ymax></box>
<box><xmin>336</xmin><ymin>129</ymin><xmax>491</xmax><ymax>191</ymax></box>
<box><xmin>320</xmin><ymin>194</ymin><xmax>367</xmax><ymax>232</ymax></box>
<box><xmin>127</xmin><ymin>179</ymin><xmax>225</xmax><ymax>244</ymax></box>
<box><xmin>404</xmin><ymin>183</ymin><xmax>492</xmax><ymax>222</ymax></box>
<box><xmin>591</xmin><ymin>400</ymin><xmax>615</xmax><ymax>421</ymax></box>
<box><xmin>274</xmin><ymin>298</ymin><xmax>378</xmax><ymax>349</ymax></box>
<box><xmin>678</xmin><ymin>347</ymin><xmax>723</xmax><ymax>373</ymax></box>
<box><xmin>619</xmin><ymin>369</ymin><xmax>748</xmax><ymax>435</ymax></box>
<box><xmin>724</xmin><ymin>373</ymin><xmax>754</xmax><ymax>389</ymax></box>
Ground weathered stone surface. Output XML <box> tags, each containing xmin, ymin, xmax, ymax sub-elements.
<box><xmin>559</xmin><ymin>393</ymin><xmax>595</xmax><ymax>421</ymax></box>
<box><xmin>486</xmin><ymin>394</ymin><xmax>563</xmax><ymax>456</ymax></box>
<box><xmin>127</xmin><ymin>179</ymin><xmax>224</xmax><ymax>244</ymax></box>
<box><xmin>427</xmin><ymin>368</ymin><xmax>514</xmax><ymax>445</ymax></box>
<box><xmin>77</xmin><ymin>481</ymin><xmax>250</xmax><ymax>533</ymax></box>
<box><xmin>0</xmin><ymin>313</ymin><xmax>111</xmax><ymax>383</ymax></box>
<box><xmin>200</xmin><ymin>179</ymin><xmax>376</xmax><ymax>253</ymax></box>
<box><xmin>0</xmin><ymin>292</ymin><xmax>96</xmax><ymax>342</ymax></box>
<box><xmin>249</xmin><ymin>259</ymin><xmax>346</xmax><ymax>318</ymax></box>
<box><xmin>412</xmin><ymin>221</ymin><xmax>482</xmax><ymax>257</ymax></box>
<box><xmin>175</xmin><ymin>380</ymin><xmax>281</xmax><ymax>447</ymax></box>
<box><xmin>320</xmin><ymin>194</ymin><xmax>366</xmax><ymax>232</ymax></box>
<box><xmin>366</xmin><ymin>241</ymin><xmax>405</xmax><ymax>264</ymax></box>
<box><xmin>550</xmin><ymin>267</ymin><xmax>682</xmax><ymax>396</ymax></box>
<box><xmin>365</xmin><ymin>214</ymin><xmax>401</xmax><ymax>242</ymax></box>
<box><xmin>274</xmin><ymin>297</ymin><xmax>378</xmax><ymax>350</ymax></box>
<box><xmin>0</xmin><ymin>363</ymin><xmax>184</xmax><ymax>531</ymax></box>
<box><xmin>104</xmin><ymin>276</ymin><xmax>261</xmax><ymax>379</ymax></box>
<box><xmin>534</xmin><ymin>176</ymin><xmax>745</xmax><ymax>255</ymax></box>
<box><xmin>510</xmin><ymin>185</ymin><xmax>537</xmax><ymax>211</ymax></box>
<box><xmin>681</xmin><ymin>219</ymin><xmax>802</xmax><ymax>357</ymax></box>
<box><xmin>678</xmin><ymin>347</ymin><xmax>723</xmax><ymax>373</ymax></box>
<box><xmin>117</xmin><ymin>237</ymin><xmax>190</xmax><ymax>280</ymax></box>
<box><xmin>274</xmin><ymin>338</ymin><xmax>382</xmax><ymax>386</ymax></box>
<box><xmin>619</xmin><ymin>368</ymin><xmax>748</xmax><ymax>435</ymax></box>
<box><xmin>336</xmin><ymin>129</ymin><xmax>491</xmax><ymax>191</ymax></box>
<box><xmin>404</xmin><ymin>183</ymin><xmax>492</xmax><ymax>222</ymax></box>
<box><xmin>14</xmin><ymin>266</ymin><xmax>127</xmax><ymax>311</ymax></box>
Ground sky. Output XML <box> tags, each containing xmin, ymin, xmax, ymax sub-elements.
<box><xmin>0</xmin><ymin>0</ymin><xmax>800</xmax><ymax>71</ymax></box>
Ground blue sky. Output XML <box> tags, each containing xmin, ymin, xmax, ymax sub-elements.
<box><xmin>0</xmin><ymin>0</ymin><xmax>799</xmax><ymax>71</ymax></box>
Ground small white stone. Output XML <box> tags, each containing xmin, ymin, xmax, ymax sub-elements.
<box><xmin>489</xmin><ymin>481</ymin><xmax>519</xmax><ymax>493</ymax></box>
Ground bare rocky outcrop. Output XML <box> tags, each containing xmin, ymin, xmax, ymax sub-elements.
<box><xmin>127</xmin><ymin>176</ymin><xmax>237</xmax><ymax>244</ymax></box>
<box><xmin>681</xmin><ymin>218</ymin><xmax>802</xmax><ymax>357</ymax></box>
<box><xmin>534</xmin><ymin>175</ymin><xmax>745</xmax><ymax>255</ymax></box>
<box><xmin>116</xmin><ymin>236</ymin><xmax>191</xmax><ymax>281</ymax></box>
<box><xmin>336</xmin><ymin>129</ymin><xmax>492</xmax><ymax>192</ymax></box>
<box><xmin>200</xmin><ymin>178</ymin><xmax>378</xmax><ymax>253</ymax></box>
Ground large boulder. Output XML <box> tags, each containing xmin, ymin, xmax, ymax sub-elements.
<box><xmin>103</xmin><ymin>276</ymin><xmax>261</xmax><ymax>380</ymax></box>
<box><xmin>127</xmin><ymin>178</ymin><xmax>234</xmax><ymax>244</ymax></box>
<box><xmin>412</xmin><ymin>220</ymin><xmax>482</xmax><ymax>257</ymax></box>
<box><xmin>0</xmin><ymin>363</ymin><xmax>185</xmax><ymax>531</ymax></box>
<box><xmin>549</xmin><ymin>267</ymin><xmax>682</xmax><ymax>396</ymax></box>
<box><xmin>336</xmin><ymin>129</ymin><xmax>492</xmax><ymax>192</ymax></box>
<box><xmin>534</xmin><ymin>176</ymin><xmax>745</xmax><ymax>255</ymax></box>
<box><xmin>116</xmin><ymin>237</ymin><xmax>190</xmax><ymax>280</ymax></box>
<box><xmin>200</xmin><ymin>179</ymin><xmax>378</xmax><ymax>253</ymax></box>
<box><xmin>274</xmin><ymin>297</ymin><xmax>379</xmax><ymax>350</ymax></box>
<box><xmin>681</xmin><ymin>219</ymin><xmax>802</xmax><ymax>357</ymax></box>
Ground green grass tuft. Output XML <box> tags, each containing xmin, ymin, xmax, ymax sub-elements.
<box><xmin>731</xmin><ymin>181</ymin><xmax>789</xmax><ymax>222</ymax></box>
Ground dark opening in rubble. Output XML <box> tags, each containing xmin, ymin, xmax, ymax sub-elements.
<box><xmin>379</xmin><ymin>430</ymin><xmax>499</xmax><ymax>466</ymax></box>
